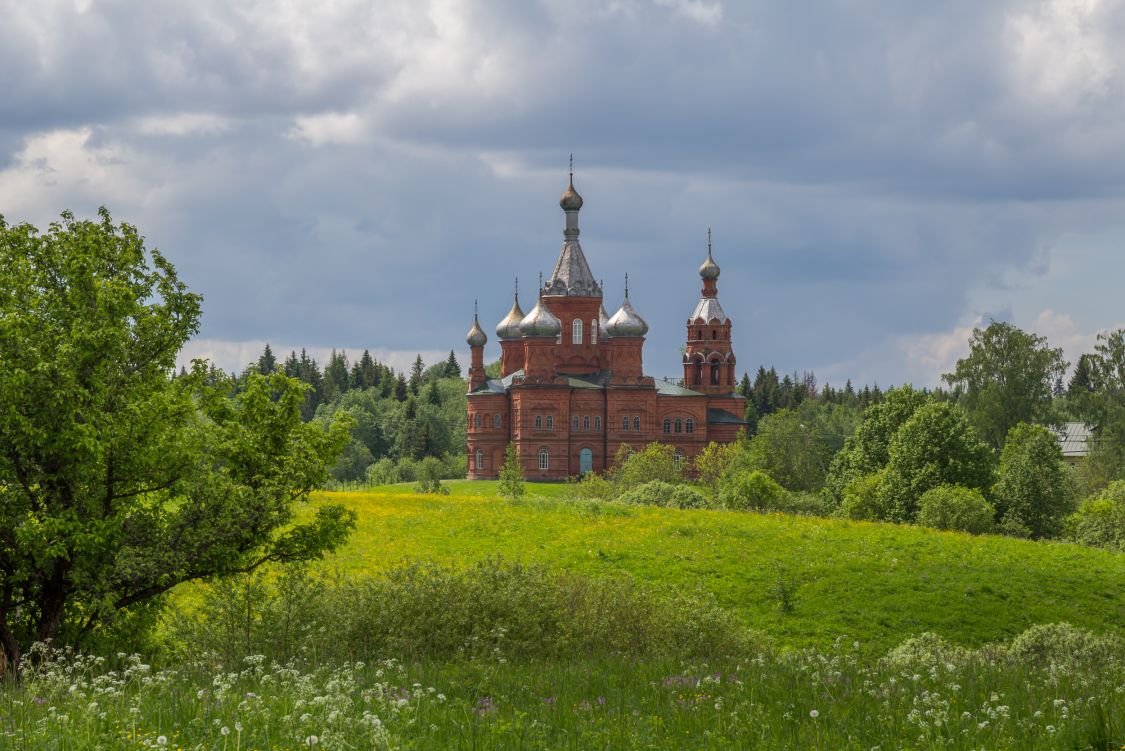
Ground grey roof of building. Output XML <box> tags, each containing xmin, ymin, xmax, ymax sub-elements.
<box><xmin>655</xmin><ymin>379</ymin><xmax>706</xmax><ymax>397</ymax></box>
<box><xmin>707</xmin><ymin>408</ymin><xmax>746</xmax><ymax>425</ymax></box>
<box><xmin>545</xmin><ymin>240</ymin><xmax>601</xmax><ymax>297</ymax></box>
<box><xmin>1056</xmin><ymin>421</ymin><xmax>1093</xmax><ymax>457</ymax></box>
<box><xmin>691</xmin><ymin>297</ymin><xmax>728</xmax><ymax>323</ymax></box>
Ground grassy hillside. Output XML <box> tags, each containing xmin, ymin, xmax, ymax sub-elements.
<box><xmin>305</xmin><ymin>484</ymin><xmax>1125</xmax><ymax>651</ymax></box>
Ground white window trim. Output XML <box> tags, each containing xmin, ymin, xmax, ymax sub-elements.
<box><xmin>572</xmin><ymin>318</ymin><xmax>583</xmax><ymax>345</ymax></box>
<box><xmin>538</xmin><ymin>448</ymin><xmax>549</xmax><ymax>470</ymax></box>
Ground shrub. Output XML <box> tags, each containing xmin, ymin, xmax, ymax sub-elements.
<box><xmin>413</xmin><ymin>456</ymin><xmax>449</xmax><ymax>494</ymax></box>
<box><xmin>612</xmin><ymin>443</ymin><xmax>686</xmax><ymax>491</ymax></box>
<box><xmin>567</xmin><ymin>471</ymin><xmax>616</xmax><ymax>501</ymax></box>
<box><xmin>366</xmin><ymin>456</ymin><xmax>399</xmax><ymax>486</ymax></box>
<box><xmin>883</xmin><ymin>632</ymin><xmax>971</xmax><ymax>670</ymax></box>
<box><xmin>1065</xmin><ymin>480</ymin><xmax>1125</xmax><ymax>551</ymax></box>
<box><xmin>718</xmin><ymin>470</ymin><xmax>787</xmax><ymax>512</ymax></box>
<box><xmin>498</xmin><ymin>442</ymin><xmax>525</xmax><ymax>499</ymax></box>
<box><xmin>617</xmin><ymin>481</ymin><xmax>710</xmax><ymax>509</ymax></box>
<box><xmin>915</xmin><ymin>485</ymin><xmax>996</xmax><ymax>535</ymax></box>
<box><xmin>168</xmin><ymin>559</ymin><xmax>764</xmax><ymax>664</ymax></box>
<box><xmin>837</xmin><ymin>470</ymin><xmax>893</xmax><ymax>521</ymax></box>
<box><xmin>1008</xmin><ymin>622</ymin><xmax>1125</xmax><ymax>669</ymax></box>
<box><xmin>779</xmin><ymin>491</ymin><xmax>832</xmax><ymax>517</ymax></box>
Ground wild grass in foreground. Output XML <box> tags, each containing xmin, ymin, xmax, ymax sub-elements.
<box><xmin>2</xmin><ymin>624</ymin><xmax>1123</xmax><ymax>751</ymax></box>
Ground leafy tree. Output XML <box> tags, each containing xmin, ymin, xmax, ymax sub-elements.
<box><xmin>991</xmin><ymin>423</ymin><xmax>1074</xmax><ymax>539</ymax></box>
<box><xmin>739</xmin><ymin>408</ymin><xmax>834</xmax><ymax>492</ymax></box>
<box><xmin>618</xmin><ymin>481</ymin><xmax>708</xmax><ymax>509</ymax></box>
<box><xmin>916</xmin><ymin>485</ymin><xmax>996</xmax><ymax>535</ymax></box>
<box><xmin>1065</xmin><ymin>481</ymin><xmax>1125</xmax><ymax>552</ymax></box>
<box><xmin>0</xmin><ymin>210</ymin><xmax>355</xmax><ymax>673</ymax></box>
<box><xmin>366</xmin><ymin>457</ymin><xmax>399</xmax><ymax>486</ymax></box>
<box><xmin>824</xmin><ymin>386</ymin><xmax>929</xmax><ymax>505</ymax></box>
<box><xmin>881</xmin><ymin>402</ymin><xmax>993</xmax><ymax>522</ymax></box>
<box><xmin>1071</xmin><ymin>330</ymin><xmax>1125</xmax><ymax>489</ymax></box>
<box><xmin>941</xmin><ymin>321</ymin><xmax>1067</xmax><ymax>451</ymax></box>
<box><xmin>330</xmin><ymin>439</ymin><xmax>376</xmax><ymax>483</ymax></box>
<box><xmin>498</xmin><ymin>442</ymin><xmax>525</xmax><ymax>500</ymax></box>
<box><xmin>612</xmin><ymin>443</ymin><xmax>684</xmax><ymax>491</ymax></box>
<box><xmin>257</xmin><ymin>343</ymin><xmax>278</xmax><ymax>374</ymax></box>
<box><xmin>693</xmin><ymin>441</ymin><xmax>739</xmax><ymax>499</ymax></box>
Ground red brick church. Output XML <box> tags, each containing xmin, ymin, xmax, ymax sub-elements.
<box><xmin>465</xmin><ymin>172</ymin><xmax>746</xmax><ymax>480</ymax></box>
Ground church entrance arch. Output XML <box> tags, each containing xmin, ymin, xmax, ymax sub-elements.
<box><xmin>579</xmin><ymin>447</ymin><xmax>593</xmax><ymax>475</ymax></box>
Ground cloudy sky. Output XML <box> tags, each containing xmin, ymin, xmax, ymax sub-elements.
<box><xmin>3</xmin><ymin>0</ymin><xmax>1124</xmax><ymax>387</ymax></box>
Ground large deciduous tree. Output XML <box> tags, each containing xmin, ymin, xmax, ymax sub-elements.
<box><xmin>0</xmin><ymin>210</ymin><xmax>355</xmax><ymax>674</ymax></box>
<box><xmin>941</xmin><ymin>321</ymin><xmax>1067</xmax><ymax>451</ymax></box>
<box><xmin>991</xmin><ymin>423</ymin><xmax>1074</xmax><ymax>539</ymax></box>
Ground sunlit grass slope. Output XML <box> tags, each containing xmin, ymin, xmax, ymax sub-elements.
<box><xmin>306</xmin><ymin>485</ymin><xmax>1125</xmax><ymax>651</ymax></box>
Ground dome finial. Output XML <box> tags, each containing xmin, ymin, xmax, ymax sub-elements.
<box><xmin>624</xmin><ymin>272</ymin><xmax>629</xmax><ymax>299</ymax></box>
<box><xmin>560</xmin><ymin>158</ymin><xmax>583</xmax><ymax>212</ymax></box>
<box><xmin>466</xmin><ymin>299</ymin><xmax>488</xmax><ymax>347</ymax></box>
<box><xmin>699</xmin><ymin>228</ymin><xmax>720</xmax><ymax>280</ymax></box>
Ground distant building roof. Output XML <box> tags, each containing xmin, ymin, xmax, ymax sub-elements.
<box><xmin>707</xmin><ymin>408</ymin><xmax>746</xmax><ymax>425</ymax></box>
<box><xmin>655</xmin><ymin>379</ymin><xmax>706</xmax><ymax>397</ymax></box>
<box><xmin>1055</xmin><ymin>421</ymin><xmax>1093</xmax><ymax>458</ymax></box>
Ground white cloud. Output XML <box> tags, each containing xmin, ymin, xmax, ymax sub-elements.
<box><xmin>653</xmin><ymin>0</ymin><xmax>722</xmax><ymax>27</ymax></box>
<box><xmin>134</xmin><ymin>113</ymin><xmax>231</xmax><ymax>136</ymax></box>
<box><xmin>287</xmin><ymin>111</ymin><xmax>369</xmax><ymax>146</ymax></box>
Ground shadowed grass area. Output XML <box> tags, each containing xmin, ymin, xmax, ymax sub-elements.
<box><xmin>293</xmin><ymin>487</ymin><xmax>1125</xmax><ymax>652</ymax></box>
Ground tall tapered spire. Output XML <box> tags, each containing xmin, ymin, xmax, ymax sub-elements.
<box><xmin>546</xmin><ymin>162</ymin><xmax>600</xmax><ymax>297</ymax></box>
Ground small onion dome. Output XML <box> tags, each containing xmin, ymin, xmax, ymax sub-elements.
<box><xmin>699</xmin><ymin>248</ymin><xmax>720</xmax><ymax>280</ymax></box>
<box><xmin>559</xmin><ymin>175</ymin><xmax>583</xmax><ymax>211</ymax></box>
<box><xmin>606</xmin><ymin>297</ymin><xmax>648</xmax><ymax>338</ymax></box>
<box><xmin>496</xmin><ymin>295</ymin><xmax>526</xmax><ymax>340</ymax></box>
<box><xmin>599</xmin><ymin>303</ymin><xmax>613</xmax><ymax>338</ymax></box>
<box><xmin>466</xmin><ymin>314</ymin><xmax>487</xmax><ymax>347</ymax></box>
<box><xmin>519</xmin><ymin>298</ymin><xmax>562</xmax><ymax>337</ymax></box>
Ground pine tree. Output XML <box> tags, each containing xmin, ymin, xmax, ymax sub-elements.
<box><xmin>738</xmin><ymin>372</ymin><xmax>752</xmax><ymax>398</ymax></box>
<box><xmin>257</xmin><ymin>343</ymin><xmax>277</xmax><ymax>374</ymax></box>
<box><xmin>394</xmin><ymin>372</ymin><xmax>409</xmax><ymax>402</ymax></box>
<box><xmin>324</xmin><ymin>349</ymin><xmax>350</xmax><ymax>401</ymax></box>
<box><xmin>409</xmin><ymin>355</ymin><xmax>425</xmax><ymax>394</ymax></box>
<box><xmin>425</xmin><ymin>379</ymin><xmax>442</xmax><ymax>405</ymax></box>
<box><xmin>283</xmin><ymin>350</ymin><xmax>300</xmax><ymax>378</ymax></box>
<box><xmin>351</xmin><ymin>349</ymin><xmax>379</xmax><ymax>390</ymax></box>
<box><xmin>1069</xmin><ymin>354</ymin><xmax>1096</xmax><ymax>394</ymax></box>
<box><xmin>443</xmin><ymin>349</ymin><xmax>462</xmax><ymax>378</ymax></box>
<box><xmin>498</xmin><ymin>442</ymin><xmax>525</xmax><ymax>499</ymax></box>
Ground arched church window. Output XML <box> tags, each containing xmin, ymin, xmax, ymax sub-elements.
<box><xmin>594</xmin><ymin>416</ymin><xmax>601</xmax><ymax>431</ymax></box>
<box><xmin>538</xmin><ymin>448</ymin><xmax>549</xmax><ymax>471</ymax></box>
<box><xmin>474</xmin><ymin>414</ymin><xmax>482</xmax><ymax>429</ymax></box>
<box><xmin>546</xmin><ymin>415</ymin><xmax>554</xmax><ymax>430</ymax></box>
<box><xmin>573</xmin><ymin>415</ymin><xmax>580</xmax><ymax>431</ymax></box>
<box><xmin>663</xmin><ymin>418</ymin><xmax>671</xmax><ymax>433</ymax></box>
<box><xmin>675</xmin><ymin>417</ymin><xmax>682</xmax><ymax>433</ymax></box>
<box><xmin>572</xmin><ymin>318</ymin><xmax>583</xmax><ymax>345</ymax></box>
<box><xmin>673</xmin><ymin>450</ymin><xmax>684</xmax><ymax>470</ymax></box>
<box><xmin>711</xmin><ymin>360</ymin><xmax>721</xmax><ymax>385</ymax></box>
<box><xmin>493</xmin><ymin>414</ymin><xmax>501</xmax><ymax>428</ymax></box>
<box><xmin>633</xmin><ymin>416</ymin><xmax>641</xmax><ymax>431</ymax></box>
<box><xmin>591</xmin><ymin>320</ymin><xmax>598</xmax><ymax>344</ymax></box>
<box><xmin>476</xmin><ymin>449</ymin><xmax>484</xmax><ymax>470</ymax></box>
<box><xmin>686</xmin><ymin>418</ymin><xmax>694</xmax><ymax>434</ymax></box>
<box><xmin>622</xmin><ymin>416</ymin><xmax>629</xmax><ymax>431</ymax></box>
<box><xmin>583</xmin><ymin>416</ymin><xmax>590</xmax><ymax>431</ymax></box>
<box><xmin>535</xmin><ymin>415</ymin><xmax>543</xmax><ymax>429</ymax></box>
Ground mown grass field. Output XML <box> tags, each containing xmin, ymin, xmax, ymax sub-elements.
<box><xmin>302</xmin><ymin>483</ymin><xmax>1125</xmax><ymax>651</ymax></box>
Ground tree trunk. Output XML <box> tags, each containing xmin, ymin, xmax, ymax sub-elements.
<box><xmin>0</xmin><ymin>617</ymin><xmax>21</xmax><ymax>681</ymax></box>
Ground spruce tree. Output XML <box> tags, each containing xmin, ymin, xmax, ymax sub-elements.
<box><xmin>409</xmin><ymin>354</ymin><xmax>425</xmax><ymax>394</ymax></box>
<box><xmin>394</xmin><ymin>372</ymin><xmax>409</xmax><ymax>402</ymax></box>
<box><xmin>444</xmin><ymin>349</ymin><xmax>462</xmax><ymax>378</ymax></box>
<box><xmin>257</xmin><ymin>343</ymin><xmax>278</xmax><ymax>374</ymax></box>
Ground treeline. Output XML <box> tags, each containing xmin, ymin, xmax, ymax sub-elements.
<box><xmin>216</xmin><ymin>345</ymin><xmax>469</xmax><ymax>483</ymax></box>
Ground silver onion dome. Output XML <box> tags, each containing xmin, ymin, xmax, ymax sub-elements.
<box><xmin>598</xmin><ymin>302</ymin><xmax>613</xmax><ymax>339</ymax></box>
<box><xmin>466</xmin><ymin>312</ymin><xmax>487</xmax><ymax>347</ymax></box>
<box><xmin>496</xmin><ymin>291</ymin><xmax>526</xmax><ymax>340</ymax></box>
<box><xmin>519</xmin><ymin>296</ymin><xmax>562</xmax><ymax>337</ymax></box>
<box><xmin>606</xmin><ymin>290</ymin><xmax>648</xmax><ymax>338</ymax></box>
<box><xmin>699</xmin><ymin>229</ymin><xmax>720</xmax><ymax>280</ymax></box>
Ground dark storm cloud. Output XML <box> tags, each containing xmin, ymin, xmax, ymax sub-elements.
<box><xmin>2</xmin><ymin>0</ymin><xmax>1124</xmax><ymax>384</ymax></box>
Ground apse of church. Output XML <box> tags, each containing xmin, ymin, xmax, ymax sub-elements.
<box><xmin>465</xmin><ymin>172</ymin><xmax>746</xmax><ymax>480</ymax></box>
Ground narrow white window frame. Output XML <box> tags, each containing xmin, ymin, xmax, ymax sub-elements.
<box><xmin>539</xmin><ymin>448</ymin><xmax>549</xmax><ymax>471</ymax></box>
<box><xmin>591</xmin><ymin>319</ymin><xmax>598</xmax><ymax>344</ymax></box>
<box><xmin>476</xmin><ymin>449</ymin><xmax>484</xmax><ymax>470</ymax></box>
<box><xmin>572</xmin><ymin>318</ymin><xmax>583</xmax><ymax>345</ymax></box>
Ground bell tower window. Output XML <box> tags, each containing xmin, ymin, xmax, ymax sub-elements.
<box><xmin>591</xmin><ymin>320</ymin><xmax>598</xmax><ymax>344</ymax></box>
<box><xmin>572</xmin><ymin>318</ymin><xmax>583</xmax><ymax>345</ymax></box>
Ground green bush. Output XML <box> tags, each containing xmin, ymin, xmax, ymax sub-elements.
<box><xmin>413</xmin><ymin>456</ymin><xmax>449</xmax><ymax>494</ymax></box>
<box><xmin>167</xmin><ymin>559</ymin><xmax>763</xmax><ymax>664</ymax></box>
<box><xmin>717</xmin><ymin>470</ymin><xmax>787</xmax><ymax>512</ymax></box>
<box><xmin>915</xmin><ymin>485</ymin><xmax>996</xmax><ymax>535</ymax></box>
<box><xmin>1065</xmin><ymin>480</ymin><xmax>1125</xmax><ymax>552</ymax></box>
<box><xmin>1008</xmin><ymin>622</ymin><xmax>1125</xmax><ymax>669</ymax></box>
<box><xmin>567</xmin><ymin>471</ymin><xmax>616</xmax><ymax>501</ymax></box>
<box><xmin>837</xmin><ymin>470</ymin><xmax>893</xmax><ymax>521</ymax></box>
<box><xmin>617</xmin><ymin>481</ymin><xmax>710</xmax><ymax>509</ymax></box>
<box><xmin>612</xmin><ymin>443</ymin><xmax>686</xmax><ymax>491</ymax></box>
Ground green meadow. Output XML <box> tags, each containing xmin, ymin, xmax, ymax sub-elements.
<box><xmin>308</xmin><ymin>485</ymin><xmax>1125</xmax><ymax>651</ymax></box>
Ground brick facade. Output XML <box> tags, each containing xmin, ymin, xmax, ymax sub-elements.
<box><xmin>466</xmin><ymin>176</ymin><xmax>745</xmax><ymax>480</ymax></box>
